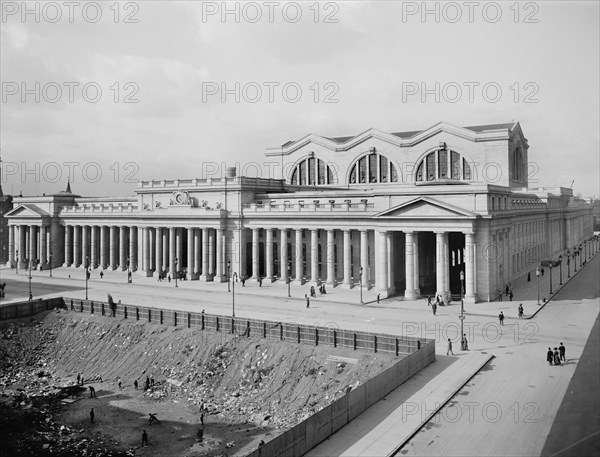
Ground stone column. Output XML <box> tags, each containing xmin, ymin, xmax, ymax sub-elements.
<box><xmin>39</xmin><ymin>225</ymin><xmax>47</xmax><ymax>265</ymax></box>
<box><xmin>294</xmin><ymin>229</ymin><xmax>303</xmax><ymax>284</ymax></box>
<box><xmin>280</xmin><ymin>229</ymin><xmax>288</xmax><ymax>281</ymax></box>
<box><xmin>73</xmin><ymin>226</ymin><xmax>81</xmax><ymax>267</ymax></box>
<box><xmin>216</xmin><ymin>228</ymin><xmax>224</xmax><ymax>280</ymax></box>
<box><xmin>8</xmin><ymin>225</ymin><xmax>15</xmax><ymax>266</ymax></box>
<box><xmin>81</xmin><ymin>225</ymin><xmax>90</xmax><ymax>268</ymax></box>
<box><xmin>435</xmin><ymin>232</ymin><xmax>445</xmax><ymax>298</ymax></box>
<box><xmin>377</xmin><ymin>230</ymin><xmax>388</xmax><ymax>296</ymax></box>
<box><xmin>414</xmin><ymin>232</ymin><xmax>420</xmax><ymax>295</ymax></box>
<box><xmin>201</xmin><ymin>228</ymin><xmax>210</xmax><ymax>280</ymax></box>
<box><xmin>193</xmin><ymin>228</ymin><xmax>200</xmax><ymax>276</ymax></box>
<box><xmin>443</xmin><ymin>232</ymin><xmax>450</xmax><ymax>298</ymax></box>
<box><xmin>155</xmin><ymin>228</ymin><xmax>162</xmax><ymax>274</ymax></box>
<box><xmin>99</xmin><ymin>226</ymin><xmax>106</xmax><ymax>269</ymax></box>
<box><xmin>387</xmin><ymin>232</ymin><xmax>394</xmax><ymax>291</ymax></box>
<box><xmin>252</xmin><ymin>228</ymin><xmax>259</xmax><ymax>279</ymax></box>
<box><xmin>142</xmin><ymin>227</ymin><xmax>150</xmax><ymax>273</ymax></box>
<box><xmin>88</xmin><ymin>226</ymin><xmax>96</xmax><ymax>268</ymax></box>
<box><xmin>405</xmin><ymin>231</ymin><xmax>417</xmax><ymax>299</ymax></box>
<box><xmin>265</xmin><ymin>228</ymin><xmax>274</xmax><ymax>281</ymax></box>
<box><xmin>162</xmin><ymin>229</ymin><xmax>168</xmax><ymax>272</ymax></box>
<box><xmin>360</xmin><ymin>229</ymin><xmax>369</xmax><ymax>281</ymax></box>
<box><xmin>169</xmin><ymin>227</ymin><xmax>176</xmax><ymax>274</ymax></box>
<box><xmin>119</xmin><ymin>226</ymin><xmax>126</xmax><ymax>270</ymax></box>
<box><xmin>465</xmin><ymin>232</ymin><xmax>477</xmax><ymax>304</ymax></box>
<box><xmin>326</xmin><ymin>229</ymin><xmax>335</xmax><ymax>285</ymax></box>
<box><xmin>176</xmin><ymin>228</ymin><xmax>182</xmax><ymax>270</ymax></box>
<box><xmin>61</xmin><ymin>225</ymin><xmax>68</xmax><ymax>267</ymax></box>
<box><xmin>129</xmin><ymin>226</ymin><xmax>137</xmax><ymax>272</ymax></box>
<box><xmin>343</xmin><ymin>229</ymin><xmax>352</xmax><ymax>287</ymax></box>
<box><xmin>208</xmin><ymin>229</ymin><xmax>215</xmax><ymax>276</ymax></box>
<box><xmin>148</xmin><ymin>228</ymin><xmax>154</xmax><ymax>272</ymax></box>
<box><xmin>310</xmin><ymin>229</ymin><xmax>319</xmax><ymax>284</ymax></box>
<box><xmin>187</xmin><ymin>227</ymin><xmax>194</xmax><ymax>280</ymax></box>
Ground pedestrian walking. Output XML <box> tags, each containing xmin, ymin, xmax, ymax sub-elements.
<box><xmin>559</xmin><ymin>342</ymin><xmax>566</xmax><ymax>362</ymax></box>
<box><xmin>259</xmin><ymin>277</ymin><xmax>262</xmax><ymax>287</ymax></box>
<box><xmin>77</xmin><ymin>373</ymin><xmax>81</xmax><ymax>385</ymax></box>
<box><xmin>541</xmin><ymin>268</ymin><xmax>545</xmax><ymax>276</ymax></box>
<box><xmin>80</xmin><ymin>375</ymin><xmax>85</xmax><ymax>386</ymax></box>
<box><xmin>505</xmin><ymin>285</ymin><xmax>509</xmax><ymax>296</ymax></box>
<box><xmin>547</xmin><ymin>347</ymin><xmax>553</xmax><ymax>365</ymax></box>
<box><xmin>141</xmin><ymin>430</ymin><xmax>148</xmax><ymax>447</ymax></box>
<box><xmin>432</xmin><ymin>302</ymin><xmax>437</xmax><ymax>316</ymax></box>
<box><xmin>100</xmin><ymin>271</ymin><xmax>104</xmax><ymax>279</ymax></box>
<box><xmin>518</xmin><ymin>304</ymin><xmax>524</xmax><ymax>318</ymax></box>
<box><xmin>553</xmin><ymin>348</ymin><xmax>561</xmax><ymax>365</ymax></box>
<box><xmin>89</xmin><ymin>386</ymin><xmax>96</xmax><ymax>398</ymax></box>
<box><xmin>168</xmin><ymin>274</ymin><xmax>171</xmax><ymax>282</ymax></box>
<box><xmin>134</xmin><ymin>379</ymin><xmax>138</xmax><ymax>390</ymax></box>
<box><xmin>462</xmin><ymin>334</ymin><xmax>469</xmax><ymax>350</ymax></box>
<box><xmin>427</xmin><ymin>296</ymin><xmax>432</xmax><ymax>306</ymax></box>
<box><xmin>148</xmin><ymin>413</ymin><xmax>159</xmax><ymax>425</ymax></box>
<box><xmin>90</xmin><ymin>408</ymin><xmax>95</xmax><ymax>424</ymax></box>
<box><xmin>305</xmin><ymin>294</ymin><xmax>310</xmax><ymax>308</ymax></box>
<box><xmin>200</xmin><ymin>412</ymin><xmax>205</xmax><ymax>425</ymax></box>
<box><xmin>499</xmin><ymin>311</ymin><xmax>504</xmax><ymax>325</ymax></box>
<box><xmin>527</xmin><ymin>272</ymin><xmax>531</xmax><ymax>282</ymax></box>
<box><xmin>446</xmin><ymin>338</ymin><xmax>454</xmax><ymax>355</ymax></box>
<box><xmin>509</xmin><ymin>291</ymin><xmax>513</xmax><ymax>301</ymax></box>
<box><xmin>377</xmin><ymin>293</ymin><xmax>380</xmax><ymax>304</ymax></box>
<box><xmin>241</xmin><ymin>277</ymin><xmax>246</xmax><ymax>287</ymax></box>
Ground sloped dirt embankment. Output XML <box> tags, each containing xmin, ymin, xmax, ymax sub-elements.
<box><xmin>1</xmin><ymin>309</ymin><xmax>397</xmax><ymax>456</ymax></box>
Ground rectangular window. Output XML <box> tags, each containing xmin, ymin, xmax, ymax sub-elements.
<box><xmin>308</xmin><ymin>158</ymin><xmax>315</xmax><ymax>185</ymax></box>
<box><xmin>359</xmin><ymin>157</ymin><xmax>367</xmax><ymax>183</ymax></box>
<box><xmin>380</xmin><ymin>156</ymin><xmax>388</xmax><ymax>182</ymax></box>
<box><xmin>438</xmin><ymin>150</ymin><xmax>448</xmax><ymax>178</ymax></box>
<box><xmin>463</xmin><ymin>159</ymin><xmax>472</xmax><ymax>180</ymax></box>
<box><xmin>299</xmin><ymin>163</ymin><xmax>306</xmax><ymax>185</ymax></box>
<box><xmin>451</xmin><ymin>151</ymin><xmax>460</xmax><ymax>179</ymax></box>
<box><xmin>426</xmin><ymin>154</ymin><xmax>436</xmax><ymax>181</ymax></box>
<box><xmin>369</xmin><ymin>154</ymin><xmax>377</xmax><ymax>183</ymax></box>
<box><xmin>318</xmin><ymin>160</ymin><xmax>326</xmax><ymax>184</ymax></box>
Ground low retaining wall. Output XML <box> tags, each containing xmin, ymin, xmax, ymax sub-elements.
<box><xmin>247</xmin><ymin>340</ymin><xmax>435</xmax><ymax>457</ymax></box>
<box><xmin>0</xmin><ymin>297</ymin><xmax>65</xmax><ymax>320</ymax></box>
<box><xmin>63</xmin><ymin>297</ymin><xmax>425</xmax><ymax>355</ymax></box>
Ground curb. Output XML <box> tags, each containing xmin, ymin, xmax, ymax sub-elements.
<box><xmin>387</xmin><ymin>353</ymin><xmax>496</xmax><ymax>457</ymax></box>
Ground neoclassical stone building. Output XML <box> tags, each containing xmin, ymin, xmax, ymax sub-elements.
<box><xmin>4</xmin><ymin>122</ymin><xmax>595</xmax><ymax>304</ymax></box>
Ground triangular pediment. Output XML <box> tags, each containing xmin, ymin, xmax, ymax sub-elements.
<box><xmin>375</xmin><ymin>197</ymin><xmax>476</xmax><ymax>219</ymax></box>
<box><xmin>5</xmin><ymin>204</ymin><xmax>49</xmax><ymax>218</ymax></box>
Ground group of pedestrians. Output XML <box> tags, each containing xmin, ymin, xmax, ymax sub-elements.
<box><xmin>547</xmin><ymin>343</ymin><xmax>566</xmax><ymax>365</ymax></box>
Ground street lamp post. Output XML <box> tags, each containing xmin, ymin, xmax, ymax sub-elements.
<box><xmin>359</xmin><ymin>266</ymin><xmax>363</xmax><ymax>304</ymax></box>
<box><xmin>287</xmin><ymin>263</ymin><xmax>291</xmax><ymax>298</ymax></box>
<box><xmin>175</xmin><ymin>257</ymin><xmax>178</xmax><ymax>287</ymax></box>
<box><xmin>578</xmin><ymin>245</ymin><xmax>582</xmax><ymax>268</ymax></box>
<box><xmin>549</xmin><ymin>262</ymin><xmax>553</xmax><ymax>294</ymax></box>
<box><xmin>15</xmin><ymin>249</ymin><xmax>18</xmax><ymax>275</ymax></box>
<box><xmin>573</xmin><ymin>249</ymin><xmax>577</xmax><ymax>273</ymax></box>
<box><xmin>567</xmin><ymin>250</ymin><xmax>571</xmax><ymax>278</ymax></box>
<box><xmin>536</xmin><ymin>266</ymin><xmax>540</xmax><ymax>305</ymax></box>
<box><xmin>28</xmin><ymin>257</ymin><xmax>32</xmax><ymax>300</ymax></box>
<box><xmin>558</xmin><ymin>254</ymin><xmax>562</xmax><ymax>285</ymax></box>
<box><xmin>127</xmin><ymin>256</ymin><xmax>132</xmax><ymax>283</ymax></box>
<box><xmin>85</xmin><ymin>256</ymin><xmax>90</xmax><ymax>300</ymax></box>
<box><xmin>459</xmin><ymin>270</ymin><xmax>465</xmax><ymax>350</ymax></box>
<box><xmin>227</xmin><ymin>260</ymin><xmax>231</xmax><ymax>292</ymax></box>
<box><xmin>232</xmin><ymin>272</ymin><xmax>237</xmax><ymax>317</ymax></box>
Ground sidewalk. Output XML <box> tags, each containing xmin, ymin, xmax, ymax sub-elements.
<box><xmin>306</xmin><ymin>352</ymin><xmax>493</xmax><ymax>457</ymax></box>
<box><xmin>2</xmin><ymin>251</ymin><xmax>597</xmax><ymax>319</ymax></box>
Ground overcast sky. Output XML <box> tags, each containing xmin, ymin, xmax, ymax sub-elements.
<box><xmin>1</xmin><ymin>1</ymin><xmax>598</xmax><ymax>198</ymax></box>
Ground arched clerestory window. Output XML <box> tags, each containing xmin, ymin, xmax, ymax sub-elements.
<box><xmin>348</xmin><ymin>151</ymin><xmax>398</xmax><ymax>184</ymax></box>
<box><xmin>415</xmin><ymin>148</ymin><xmax>471</xmax><ymax>182</ymax></box>
<box><xmin>290</xmin><ymin>157</ymin><xmax>334</xmax><ymax>185</ymax></box>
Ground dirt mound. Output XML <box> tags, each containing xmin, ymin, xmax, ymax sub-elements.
<box><xmin>1</xmin><ymin>309</ymin><xmax>398</xmax><ymax>456</ymax></box>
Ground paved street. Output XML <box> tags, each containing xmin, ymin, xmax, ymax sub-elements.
<box><xmin>1</xmin><ymin>251</ymin><xmax>598</xmax><ymax>456</ymax></box>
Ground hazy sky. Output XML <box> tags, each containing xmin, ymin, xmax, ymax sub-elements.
<box><xmin>1</xmin><ymin>1</ymin><xmax>598</xmax><ymax>198</ymax></box>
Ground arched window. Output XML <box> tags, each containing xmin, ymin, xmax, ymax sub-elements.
<box><xmin>290</xmin><ymin>157</ymin><xmax>334</xmax><ymax>185</ymax></box>
<box><xmin>348</xmin><ymin>152</ymin><xmax>398</xmax><ymax>184</ymax></box>
<box><xmin>415</xmin><ymin>148</ymin><xmax>471</xmax><ymax>182</ymax></box>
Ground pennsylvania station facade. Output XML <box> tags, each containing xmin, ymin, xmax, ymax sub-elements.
<box><xmin>4</xmin><ymin>122</ymin><xmax>595</xmax><ymax>304</ymax></box>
